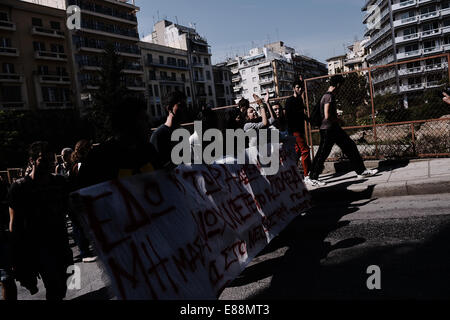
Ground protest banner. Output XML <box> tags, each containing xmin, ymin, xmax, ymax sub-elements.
<box><xmin>70</xmin><ymin>142</ymin><xmax>311</xmax><ymax>300</ymax></box>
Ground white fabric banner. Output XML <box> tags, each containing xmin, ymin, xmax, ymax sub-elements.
<box><xmin>71</xmin><ymin>143</ymin><xmax>311</xmax><ymax>300</ymax></box>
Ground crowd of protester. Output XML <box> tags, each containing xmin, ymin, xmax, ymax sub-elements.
<box><xmin>1</xmin><ymin>75</ymin><xmax>449</xmax><ymax>300</ymax></box>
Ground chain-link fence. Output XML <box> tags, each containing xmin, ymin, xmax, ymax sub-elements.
<box><xmin>304</xmin><ymin>53</ymin><xmax>450</xmax><ymax>161</ymax></box>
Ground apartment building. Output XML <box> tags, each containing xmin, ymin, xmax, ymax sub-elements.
<box><xmin>363</xmin><ymin>0</ymin><xmax>450</xmax><ymax>95</ymax></box>
<box><xmin>145</xmin><ymin>20</ymin><xmax>216</xmax><ymax>108</ymax></box>
<box><xmin>227</xmin><ymin>44</ymin><xmax>297</xmax><ymax>103</ymax></box>
<box><xmin>212</xmin><ymin>62</ymin><xmax>234</xmax><ymax>107</ymax></box>
<box><xmin>344</xmin><ymin>39</ymin><xmax>369</xmax><ymax>72</ymax></box>
<box><xmin>140</xmin><ymin>41</ymin><xmax>193</xmax><ymax>123</ymax></box>
<box><xmin>326</xmin><ymin>54</ymin><xmax>347</xmax><ymax>75</ymax></box>
<box><xmin>67</xmin><ymin>0</ymin><xmax>144</xmax><ymax>106</ymax></box>
<box><xmin>0</xmin><ymin>0</ymin><xmax>77</xmax><ymax>110</ymax></box>
<box><xmin>292</xmin><ymin>55</ymin><xmax>328</xmax><ymax>79</ymax></box>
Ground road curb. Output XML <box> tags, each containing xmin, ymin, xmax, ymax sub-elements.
<box><xmin>310</xmin><ymin>177</ymin><xmax>450</xmax><ymax>200</ymax></box>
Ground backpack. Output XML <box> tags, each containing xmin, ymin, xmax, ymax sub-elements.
<box><xmin>309</xmin><ymin>92</ymin><xmax>331</xmax><ymax>128</ymax></box>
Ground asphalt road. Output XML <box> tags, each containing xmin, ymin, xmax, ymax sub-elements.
<box><xmin>16</xmin><ymin>193</ymin><xmax>450</xmax><ymax>300</ymax></box>
<box><xmin>219</xmin><ymin>193</ymin><xmax>450</xmax><ymax>300</ymax></box>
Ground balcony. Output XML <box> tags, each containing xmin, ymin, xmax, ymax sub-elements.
<box><xmin>423</xmin><ymin>46</ymin><xmax>443</xmax><ymax>55</ymax></box>
<box><xmin>426</xmin><ymin>81</ymin><xmax>443</xmax><ymax>89</ymax></box>
<box><xmin>103</xmin><ymin>0</ymin><xmax>140</xmax><ymax>10</ymax></box>
<box><xmin>68</xmin><ymin>0</ymin><xmax>139</xmax><ymax>18</ymax></box>
<box><xmin>191</xmin><ymin>62</ymin><xmax>204</xmax><ymax>68</ymax></box>
<box><xmin>123</xmin><ymin>64</ymin><xmax>143</xmax><ymax>74</ymax></box>
<box><xmin>80</xmin><ymin>25</ymin><xmax>139</xmax><ymax>41</ymax></box>
<box><xmin>366</xmin><ymin>24</ymin><xmax>391</xmax><ymax>48</ymax></box>
<box><xmin>367</xmin><ymin>40</ymin><xmax>393</xmax><ymax>60</ymax></box>
<box><xmin>194</xmin><ymin>77</ymin><xmax>206</xmax><ymax>83</ymax></box>
<box><xmin>372</xmin><ymin>70</ymin><xmax>396</xmax><ymax>84</ymax></box>
<box><xmin>398</xmin><ymin>66</ymin><xmax>423</xmax><ymax>76</ymax></box>
<box><xmin>259</xmin><ymin>78</ymin><xmax>274</xmax><ymax>85</ymax></box>
<box><xmin>258</xmin><ymin>67</ymin><xmax>273</xmax><ymax>75</ymax></box>
<box><xmin>40</xmin><ymin>101</ymin><xmax>73</xmax><ymax>109</ymax></box>
<box><xmin>395</xmin><ymin>33</ymin><xmax>420</xmax><ymax>43</ymax></box>
<box><xmin>31</xmin><ymin>26</ymin><xmax>65</xmax><ymax>39</ymax></box>
<box><xmin>0</xmin><ymin>101</ymin><xmax>25</xmax><ymax>108</ymax></box>
<box><xmin>421</xmin><ymin>28</ymin><xmax>441</xmax><ymax>38</ymax></box>
<box><xmin>231</xmin><ymin>75</ymin><xmax>241</xmax><ymax>83</ymax></box>
<box><xmin>393</xmin><ymin>15</ymin><xmax>418</xmax><ymax>28</ymax></box>
<box><xmin>37</xmin><ymin>74</ymin><xmax>71</xmax><ymax>84</ymax></box>
<box><xmin>0</xmin><ymin>47</ymin><xmax>19</xmax><ymax>57</ymax></box>
<box><xmin>145</xmin><ymin>61</ymin><xmax>189</xmax><ymax>70</ymax></box>
<box><xmin>424</xmin><ymin>63</ymin><xmax>447</xmax><ymax>72</ymax></box>
<box><xmin>35</xmin><ymin>51</ymin><xmax>68</xmax><ymax>61</ymax></box>
<box><xmin>397</xmin><ymin>49</ymin><xmax>422</xmax><ymax>60</ymax></box>
<box><xmin>392</xmin><ymin>0</ymin><xmax>416</xmax><ymax>12</ymax></box>
<box><xmin>420</xmin><ymin>10</ymin><xmax>439</xmax><ymax>22</ymax></box>
<box><xmin>0</xmin><ymin>20</ymin><xmax>16</xmax><ymax>31</ymax></box>
<box><xmin>0</xmin><ymin>73</ymin><xmax>23</xmax><ymax>83</ymax></box>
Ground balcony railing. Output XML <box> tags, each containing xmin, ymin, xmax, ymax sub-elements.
<box><xmin>40</xmin><ymin>101</ymin><xmax>73</xmax><ymax>109</ymax></box>
<box><xmin>392</xmin><ymin>0</ymin><xmax>416</xmax><ymax>12</ymax></box>
<box><xmin>0</xmin><ymin>47</ymin><xmax>19</xmax><ymax>57</ymax></box>
<box><xmin>397</xmin><ymin>49</ymin><xmax>422</xmax><ymax>60</ymax></box>
<box><xmin>31</xmin><ymin>26</ymin><xmax>65</xmax><ymax>38</ymax></box>
<box><xmin>0</xmin><ymin>73</ymin><xmax>23</xmax><ymax>82</ymax></box>
<box><xmin>0</xmin><ymin>101</ymin><xmax>25</xmax><ymax>108</ymax></box>
<box><xmin>38</xmin><ymin>73</ymin><xmax>71</xmax><ymax>84</ymax></box>
<box><xmin>259</xmin><ymin>78</ymin><xmax>274</xmax><ymax>85</ymax></box>
<box><xmin>68</xmin><ymin>0</ymin><xmax>138</xmax><ymax>23</ymax></box>
<box><xmin>0</xmin><ymin>20</ymin><xmax>16</xmax><ymax>31</ymax></box>
<box><xmin>35</xmin><ymin>51</ymin><xmax>68</xmax><ymax>61</ymax></box>
<box><xmin>145</xmin><ymin>61</ymin><xmax>189</xmax><ymax>70</ymax></box>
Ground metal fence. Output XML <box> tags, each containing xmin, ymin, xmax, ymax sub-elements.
<box><xmin>157</xmin><ymin>53</ymin><xmax>450</xmax><ymax>162</ymax></box>
<box><xmin>304</xmin><ymin>53</ymin><xmax>450</xmax><ymax>160</ymax></box>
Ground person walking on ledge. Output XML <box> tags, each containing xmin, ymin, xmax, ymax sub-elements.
<box><xmin>307</xmin><ymin>75</ymin><xmax>378</xmax><ymax>187</ymax></box>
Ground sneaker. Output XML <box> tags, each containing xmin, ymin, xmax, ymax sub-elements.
<box><xmin>357</xmin><ymin>169</ymin><xmax>379</xmax><ymax>179</ymax></box>
<box><xmin>304</xmin><ymin>176</ymin><xmax>326</xmax><ymax>187</ymax></box>
<box><xmin>82</xmin><ymin>256</ymin><xmax>98</xmax><ymax>263</ymax></box>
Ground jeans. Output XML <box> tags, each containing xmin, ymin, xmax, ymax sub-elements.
<box><xmin>310</xmin><ymin>126</ymin><xmax>366</xmax><ymax>180</ymax></box>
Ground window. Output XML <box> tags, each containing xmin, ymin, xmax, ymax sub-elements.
<box><xmin>178</xmin><ymin>59</ymin><xmax>186</xmax><ymax>67</ymax></box>
<box><xmin>150</xmin><ymin>104</ymin><xmax>156</xmax><ymax>116</ymax></box>
<box><xmin>159</xmin><ymin>56</ymin><xmax>164</xmax><ymax>64</ymax></box>
<box><xmin>50</xmin><ymin>21</ymin><xmax>60</xmax><ymax>30</ymax></box>
<box><xmin>160</xmin><ymin>71</ymin><xmax>168</xmax><ymax>80</ymax></box>
<box><xmin>224</xmin><ymin>72</ymin><xmax>228</xmax><ymax>81</ymax></box>
<box><xmin>171</xmin><ymin>72</ymin><xmax>176</xmax><ymax>81</ymax></box>
<box><xmin>186</xmin><ymin>86</ymin><xmax>191</xmax><ymax>97</ymax></box>
<box><xmin>208</xmin><ymin>86</ymin><xmax>213</xmax><ymax>96</ymax></box>
<box><xmin>2</xmin><ymin>63</ymin><xmax>14</xmax><ymax>74</ymax></box>
<box><xmin>32</xmin><ymin>17</ymin><xmax>42</xmax><ymax>27</ymax></box>
<box><xmin>149</xmin><ymin>70</ymin><xmax>156</xmax><ymax>80</ymax></box>
<box><xmin>0</xmin><ymin>12</ymin><xmax>8</xmax><ymax>21</ymax></box>
<box><xmin>204</xmin><ymin>58</ymin><xmax>209</xmax><ymax>65</ymax></box>
<box><xmin>206</xmin><ymin>71</ymin><xmax>211</xmax><ymax>80</ymax></box>
<box><xmin>167</xmin><ymin>57</ymin><xmax>177</xmax><ymax>66</ymax></box>
<box><xmin>38</xmin><ymin>65</ymin><xmax>49</xmax><ymax>75</ymax></box>
<box><xmin>56</xmin><ymin>67</ymin><xmax>67</xmax><ymax>75</ymax></box>
<box><xmin>181</xmin><ymin>73</ymin><xmax>186</xmax><ymax>82</ymax></box>
<box><xmin>0</xmin><ymin>37</ymin><xmax>12</xmax><ymax>47</ymax></box>
<box><xmin>33</xmin><ymin>41</ymin><xmax>45</xmax><ymax>51</ymax></box>
<box><xmin>147</xmin><ymin>54</ymin><xmax>153</xmax><ymax>63</ymax></box>
<box><xmin>154</xmin><ymin>85</ymin><xmax>159</xmax><ymax>97</ymax></box>
<box><xmin>225</xmin><ymin>86</ymin><xmax>229</xmax><ymax>95</ymax></box>
<box><xmin>148</xmin><ymin>85</ymin><xmax>153</xmax><ymax>97</ymax></box>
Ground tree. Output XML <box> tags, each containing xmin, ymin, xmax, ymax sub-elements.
<box><xmin>87</xmin><ymin>42</ymin><xmax>130</xmax><ymax>142</ymax></box>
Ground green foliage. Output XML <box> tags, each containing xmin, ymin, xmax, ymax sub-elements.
<box><xmin>87</xmin><ymin>42</ymin><xmax>131</xmax><ymax>142</ymax></box>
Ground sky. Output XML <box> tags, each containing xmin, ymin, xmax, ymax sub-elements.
<box><xmin>136</xmin><ymin>0</ymin><xmax>367</xmax><ymax>64</ymax></box>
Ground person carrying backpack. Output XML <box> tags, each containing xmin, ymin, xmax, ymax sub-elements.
<box><xmin>285</xmin><ymin>79</ymin><xmax>312</xmax><ymax>179</ymax></box>
<box><xmin>307</xmin><ymin>75</ymin><xmax>378</xmax><ymax>187</ymax></box>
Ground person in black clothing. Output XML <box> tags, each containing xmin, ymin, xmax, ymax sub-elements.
<box><xmin>76</xmin><ymin>97</ymin><xmax>161</xmax><ymax>189</ymax></box>
<box><xmin>7</xmin><ymin>141</ymin><xmax>73</xmax><ymax>300</ymax></box>
<box><xmin>150</xmin><ymin>91</ymin><xmax>187</xmax><ymax>169</ymax></box>
<box><xmin>307</xmin><ymin>75</ymin><xmax>378</xmax><ymax>187</ymax></box>
<box><xmin>0</xmin><ymin>175</ymin><xmax>17</xmax><ymax>300</ymax></box>
<box><xmin>284</xmin><ymin>80</ymin><xmax>312</xmax><ymax>179</ymax></box>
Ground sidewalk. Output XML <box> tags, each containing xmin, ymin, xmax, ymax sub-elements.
<box><xmin>308</xmin><ymin>158</ymin><xmax>450</xmax><ymax>199</ymax></box>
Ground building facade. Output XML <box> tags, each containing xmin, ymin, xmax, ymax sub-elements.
<box><xmin>0</xmin><ymin>0</ymin><xmax>77</xmax><ymax>110</ymax></box>
<box><xmin>140</xmin><ymin>41</ymin><xmax>193</xmax><ymax>124</ymax></box>
<box><xmin>292</xmin><ymin>55</ymin><xmax>328</xmax><ymax>79</ymax></box>
<box><xmin>326</xmin><ymin>54</ymin><xmax>347</xmax><ymax>75</ymax></box>
<box><xmin>227</xmin><ymin>44</ymin><xmax>297</xmax><ymax>103</ymax></box>
<box><xmin>363</xmin><ymin>0</ymin><xmax>450</xmax><ymax>95</ymax></box>
<box><xmin>344</xmin><ymin>39</ymin><xmax>369</xmax><ymax>72</ymax></box>
<box><xmin>67</xmin><ymin>0</ymin><xmax>144</xmax><ymax>107</ymax></box>
<box><xmin>212</xmin><ymin>62</ymin><xmax>234</xmax><ymax>107</ymax></box>
<box><xmin>145</xmin><ymin>20</ymin><xmax>216</xmax><ymax>108</ymax></box>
